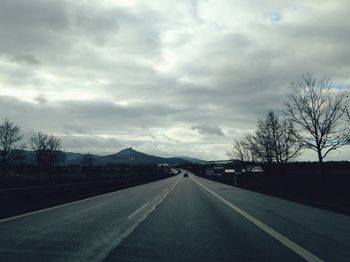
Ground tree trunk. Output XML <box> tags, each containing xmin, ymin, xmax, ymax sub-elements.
<box><xmin>317</xmin><ymin>150</ymin><xmax>323</xmax><ymax>163</ymax></box>
<box><xmin>1</xmin><ymin>155</ymin><xmax>6</xmax><ymax>183</ymax></box>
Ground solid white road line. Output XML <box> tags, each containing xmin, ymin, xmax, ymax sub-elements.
<box><xmin>191</xmin><ymin>176</ymin><xmax>324</xmax><ymax>262</ymax></box>
<box><xmin>0</xmin><ymin>189</ymin><xmax>126</xmax><ymax>224</ymax></box>
<box><xmin>127</xmin><ymin>202</ymin><xmax>150</xmax><ymax>219</ymax></box>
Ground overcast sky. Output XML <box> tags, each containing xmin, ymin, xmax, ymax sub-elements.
<box><xmin>1</xmin><ymin>0</ymin><xmax>350</xmax><ymax>160</ymax></box>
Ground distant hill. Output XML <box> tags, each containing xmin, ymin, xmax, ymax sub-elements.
<box><xmin>14</xmin><ymin>148</ymin><xmax>199</xmax><ymax>166</ymax></box>
<box><xmin>64</xmin><ymin>152</ymin><xmax>101</xmax><ymax>166</ymax></box>
<box><xmin>93</xmin><ymin>148</ymin><xmax>190</xmax><ymax>166</ymax></box>
<box><xmin>177</xmin><ymin>156</ymin><xmax>206</xmax><ymax>164</ymax></box>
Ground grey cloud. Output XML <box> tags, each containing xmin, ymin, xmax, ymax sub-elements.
<box><xmin>0</xmin><ymin>95</ymin><xmax>188</xmax><ymax>134</ymax></box>
<box><xmin>0</xmin><ymin>0</ymin><xmax>161</xmax><ymax>74</ymax></box>
<box><xmin>0</xmin><ymin>0</ymin><xmax>69</xmax><ymax>54</ymax></box>
<box><xmin>69</xmin><ymin>3</ymin><xmax>161</xmax><ymax>54</ymax></box>
<box><xmin>0</xmin><ymin>0</ymin><xmax>69</xmax><ymax>30</ymax></box>
<box><xmin>192</xmin><ymin>125</ymin><xmax>225</xmax><ymax>136</ymax></box>
<box><xmin>62</xmin><ymin>123</ymin><xmax>92</xmax><ymax>136</ymax></box>
<box><xmin>59</xmin><ymin>135</ymin><xmax>126</xmax><ymax>155</ymax></box>
<box><xmin>34</xmin><ymin>95</ymin><xmax>48</xmax><ymax>105</ymax></box>
<box><xmin>9</xmin><ymin>54</ymin><xmax>41</xmax><ymax>65</ymax></box>
<box><xmin>0</xmin><ymin>62</ymin><xmax>43</xmax><ymax>87</ymax></box>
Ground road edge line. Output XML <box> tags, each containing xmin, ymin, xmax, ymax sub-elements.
<box><xmin>0</xmin><ymin>176</ymin><xmax>177</xmax><ymax>224</ymax></box>
<box><xmin>190</xmin><ymin>176</ymin><xmax>324</xmax><ymax>262</ymax></box>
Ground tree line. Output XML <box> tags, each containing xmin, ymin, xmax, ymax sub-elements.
<box><xmin>0</xmin><ymin>120</ymin><xmax>64</xmax><ymax>183</ymax></box>
<box><xmin>231</xmin><ymin>74</ymin><xmax>350</xmax><ymax>163</ymax></box>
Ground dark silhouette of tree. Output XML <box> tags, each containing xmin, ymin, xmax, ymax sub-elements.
<box><xmin>244</xmin><ymin>111</ymin><xmax>301</xmax><ymax>163</ymax></box>
<box><xmin>30</xmin><ymin>132</ymin><xmax>64</xmax><ymax>182</ymax></box>
<box><xmin>30</xmin><ymin>132</ymin><xmax>49</xmax><ymax>182</ymax></box>
<box><xmin>229</xmin><ymin>138</ymin><xmax>254</xmax><ymax>162</ymax></box>
<box><xmin>258</xmin><ymin>111</ymin><xmax>301</xmax><ymax>163</ymax></box>
<box><xmin>81</xmin><ymin>153</ymin><xmax>94</xmax><ymax>167</ymax></box>
<box><xmin>244</xmin><ymin>133</ymin><xmax>261</xmax><ymax>162</ymax></box>
<box><xmin>255</xmin><ymin>114</ymin><xmax>276</xmax><ymax>163</ymax></box>
<box><xmin>284</xmin><ymin>74</ymin><xmax>349</xmax><ymax>163</ymax></box>
<box><xmin>47</xmin><ymin>135</ymin><xmax>64</xmax><ymax>168</ymax></box>
<box><xmin>277</xmin><ymin>118</ymin><xmax>302</xmax><ymax>162</ymax></box>
<box><xmin>46</xmin><ymin>135</ymin><xmax>64</xmax><ymax>181</ymax></box>
<box><xmin>0</xmin><ymin>119</ymin><xmax>23</xmax><ymax>183</ymax></box>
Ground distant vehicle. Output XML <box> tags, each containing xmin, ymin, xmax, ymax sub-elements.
<box><xmin>183</xmin><ymin>173</ymin><xmax>189</xmax><ymax>177</ymax></box>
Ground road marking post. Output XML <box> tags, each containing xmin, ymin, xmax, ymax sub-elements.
<box><xmin>190</xmin><ymin>176</ymin><xmax>324</xmax><ymax>262</ymax></box>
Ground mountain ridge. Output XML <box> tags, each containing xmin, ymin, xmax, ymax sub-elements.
<box><xmin>19</xmin><ymin>148</ymin><xmax>204</xmax><ymax>166</ymax></box>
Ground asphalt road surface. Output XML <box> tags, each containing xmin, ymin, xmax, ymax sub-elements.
<box><xmin>1</xmin><ymin>170</ymin><xmax>350</xmax><ymax>261</ymax></box>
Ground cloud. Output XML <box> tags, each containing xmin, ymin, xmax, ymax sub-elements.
<box><xmin>0</xmin><ymin>0</ymin><xmax>350</xmax><ymax>160</ymax></box>
<box><xmin>9</xmin><ymin>54</ymin><xmax>41</xmax><ymax>65</ymax></box>
<box><xmin>59</xmin><ymin>135</ymin><xmax>126</xmax><ymax>155</ymax></box>
<box><xmin>33</xmin><ymin>95</ymin><xmax>48</xmax><ymax>105</ymax></box>
<box><xmin>192</xmin><ymin>125</ymin><xmax>225</xmax><ymax>136</ymax></box>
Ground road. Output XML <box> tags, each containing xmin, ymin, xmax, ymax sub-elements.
<box><xmin>1</xmin><ymin>170</ymin><xmax>350</xmax><ymax>261</ymax></box>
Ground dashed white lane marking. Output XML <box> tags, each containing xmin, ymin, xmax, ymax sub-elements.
<box><xmin>191</xmin><ymin>176</ymin><xmax>324</xmax><ymax>262</ymax></box>
<box><xmin>95</xmin><ymin>175</ymin><xmax>182</xmax><ymax>261</ymax></box>
<box><xmin>162</xmin><ymin>187</ymin><xmax>169</xmax><ymax>192</ymax></box>
<box><xmin>127</xmin><ymin>202</ymin><xmax>150</xmax><ymax>219</ymax></box>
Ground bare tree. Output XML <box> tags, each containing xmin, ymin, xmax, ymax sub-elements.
<box><xmin>277</xmin><ymin>120</ymin><xmax>302</xmax><ymax>162</ymax></box>
<box><xmin>46</xmin><ymin>135</ymin><xmax>64</xmax><ymax>181</ymax></box>
<box><xmin>244</xmin><ymin>111</ymin><xmax>301</xmax><ymax>163</ymax></box>
<box><xmin>255</xmin><ymin>114</ymin><xmax>276</xmax><ymax>163</ymax></box>
<box><xmin>30</xmin><ymin>132</ymin><xmax>49</xmax><ymax>182</ymax></box>
<box><xmin>30</xmin><ymin>132</ymin><xmax>64</xmax><ymax>182</ymax></box>
<box><xmin>0</xmin><ymin>119</ymin><xmax>23</xmax><ymax>182</ymax></box>
<box><xmin>81</xmin><ymin>153</ymin><xmax>94</xmax><ymax>167</ymax></box>
<box><xmin>243</xmin><ymin>133</ymin><xmax>265</xmax><ymax>163</ymax></box>
<box><xmin>262</xmin><ymin>111</ymin><xmax>301</xmax><ymax>163</ymax></box>
<box><xmin>284</xmin><ymin>74</ymin><xmax>349</xmax><ymax>163</ymax></box>
<box><xmin>229</xmin><ymin>139</ymin><xmax>253</xmax><ymax>162</ymax></box>
<box><xmin>46</xmin><ymin>135</ymin><xmax>64</xmax><ymax>168</ymax></box>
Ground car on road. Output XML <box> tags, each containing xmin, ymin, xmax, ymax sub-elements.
<box><xmin>183</xmin><ymin>173</ymin><xmax>189</xmax><ymax>177</ymax></box>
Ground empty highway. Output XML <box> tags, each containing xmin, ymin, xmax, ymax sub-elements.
<box><xmin>1</xmin><ymin>170</ymin><xmax>350</xmax><ymax>261</ymax></box>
